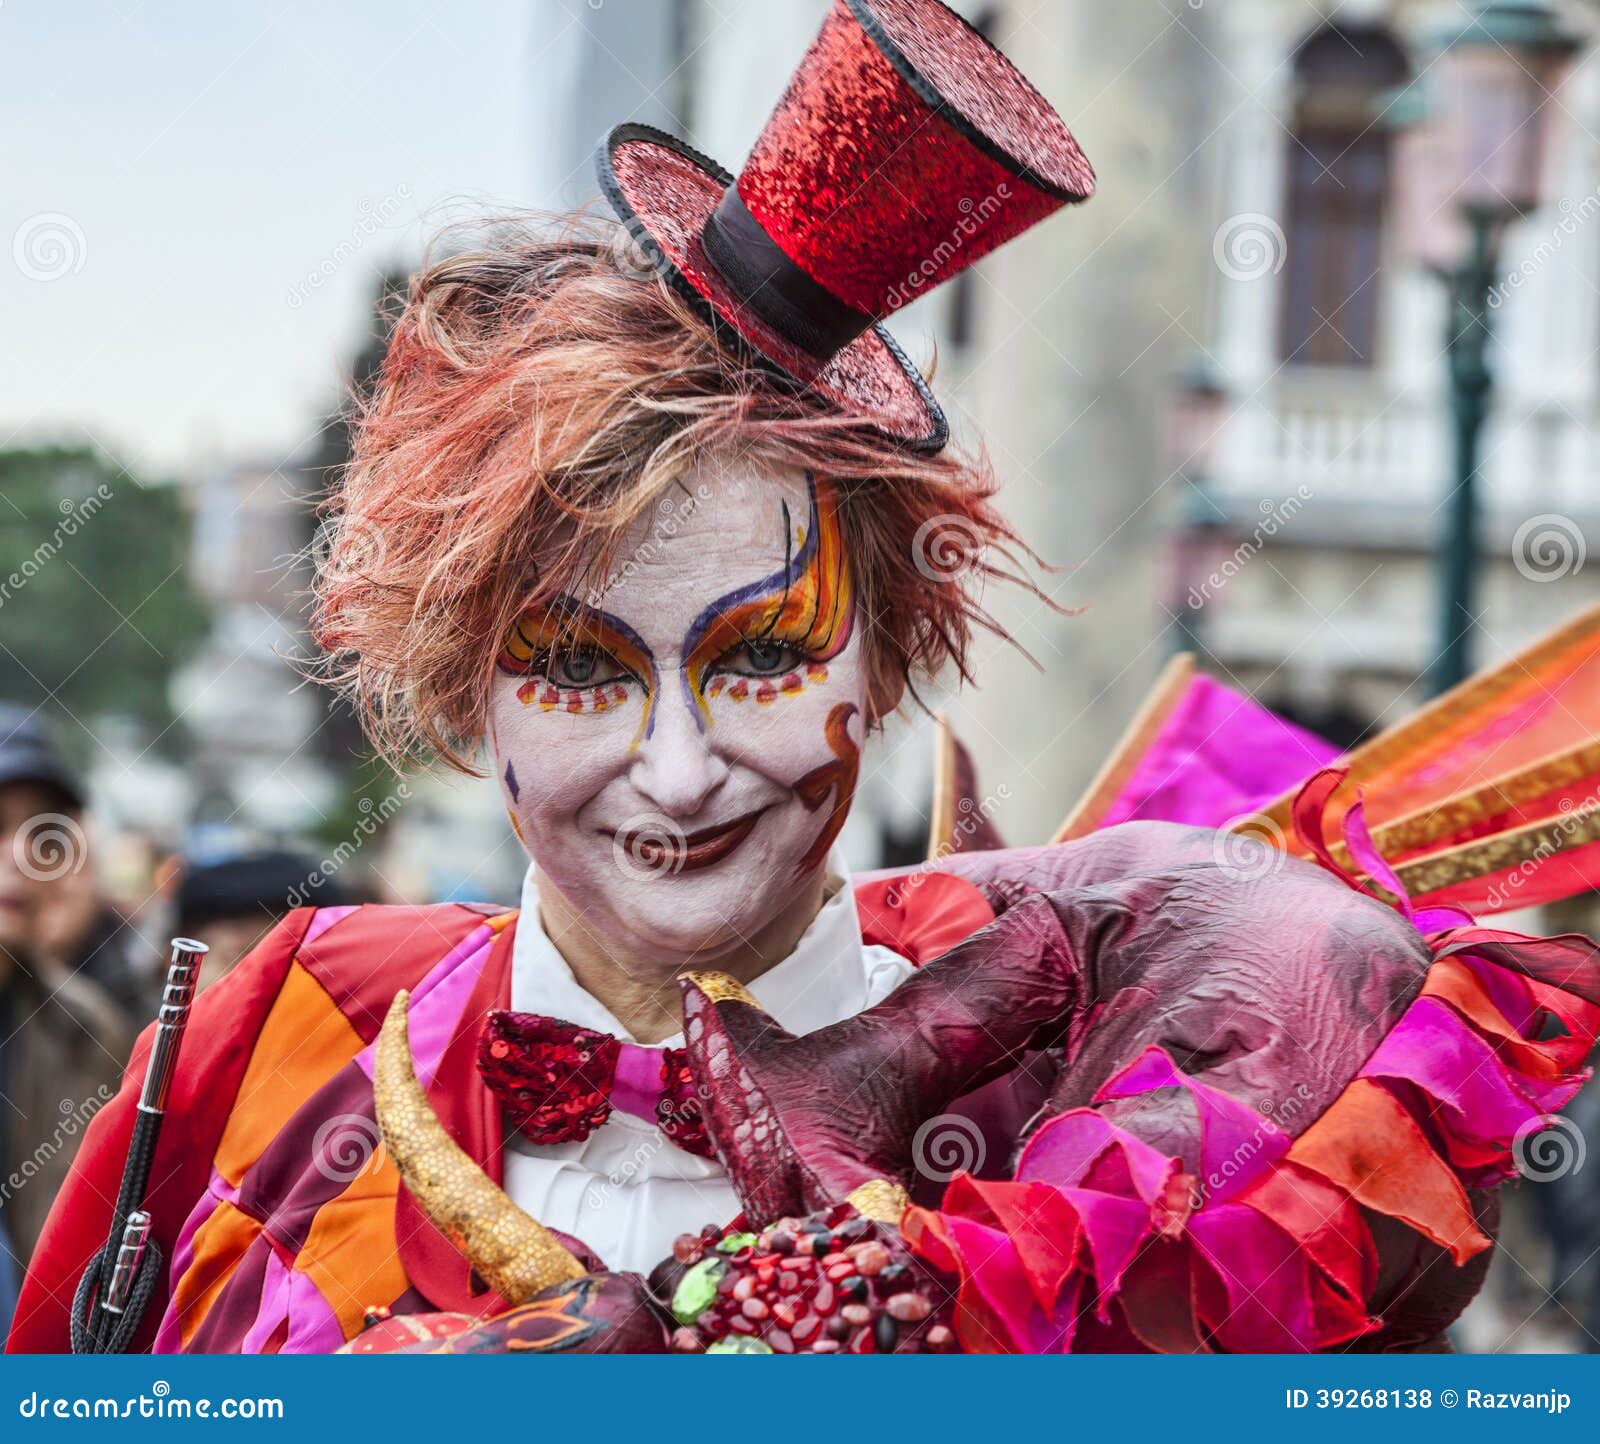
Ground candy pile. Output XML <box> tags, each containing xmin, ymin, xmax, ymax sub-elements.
<box><xmin>655</xmin><ymin>1206</ymin><xmax>958</xmax><ymax>1355</ymax></box>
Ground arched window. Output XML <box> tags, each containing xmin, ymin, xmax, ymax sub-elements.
<box><xmin>1279</xmin><ymin>25</ymin><xmax>1410</xmax><ymax>367</ymax></box>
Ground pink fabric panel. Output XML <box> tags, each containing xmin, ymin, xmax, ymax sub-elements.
<box><xmin>613</xmin><ymin>1043</ymin><xmax>664</xmax><ymax>1122</ymax></box>
<box><xmin>1099</xmin><ymin>675</ymin><xmax>1340</xmax><ymax>829</ymax></box>
<box><xmin>152</xmin><ymin>1184</ymin><xmax>224</xmax><ymax>1354</ymax></box>
<box><xmin>354</xmin><ymin>923</ymin><xmax>494</xmax><ymax>1087</ymax></box>
<box><xmin>302</xmin><ymin>905</ymin><xmax>360</xmax><ymax>948</ymax></box>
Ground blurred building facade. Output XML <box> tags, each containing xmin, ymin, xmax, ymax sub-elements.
<box><xmin>529</xmin><ymin>0</ymin><xmax>1600</xmax><ymax>852</ymax></box>
<box><xmin>1180</xmin><ymin>0</ymin><xmax>1600</xmax><ymax>749</ymax></box>
<box><xmin>176</xmin><ymin>461</ymin><xmax>332</xmax><ymax>835</ymax></box>
<box><xmin>173</xmin><ymin>453</ymin><xmax>532</xmax><ymax>907</ymax></box>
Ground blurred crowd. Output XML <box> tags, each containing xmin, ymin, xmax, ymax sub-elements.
<box><xmin>0</xmin><ymin>704</ymin><xmax>354</xmax><ymax>1330</ymax></box>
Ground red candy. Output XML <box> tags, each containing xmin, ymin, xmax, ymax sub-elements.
<box><xmin>672</xmin><ymin>1211</ymin><xmax>956</xmax><ymax>1355</ymax></box>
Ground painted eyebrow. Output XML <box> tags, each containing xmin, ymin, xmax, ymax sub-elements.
<box><xmin>538</xmin><ymin>595</ymin><xmax>656</xmax><ymax>658</ymax></box>
<box><xmin>680</xmin><ymin>473</ymin><xmax>821</xmax><ymax>660</ymax></box>
<box><xmin>515</xmin><ymin>595</ymin><xmax>660</xmax><ymax>688</ymax></box>
<box><xmin>526</xmin><ymin>594</ymin><xmax>663</xmax><ymax>741</ymax></box>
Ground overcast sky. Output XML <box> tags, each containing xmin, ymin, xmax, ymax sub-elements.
<box><xmin>1</xmin><ymin>3</ymin><xmax>557</xmax><ymax>479</ymax></box>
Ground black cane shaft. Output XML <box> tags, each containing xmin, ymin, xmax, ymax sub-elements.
<box><xmin>78</xmin><ymin>937</ymin><xmax>208</xmax><ymax>1352</ymax></box>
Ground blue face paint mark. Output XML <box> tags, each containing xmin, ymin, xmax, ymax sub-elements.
<box><xmin>504</xmin><ymin>759</ymin><xmax>520</xmax><ymax>804</ymax></box>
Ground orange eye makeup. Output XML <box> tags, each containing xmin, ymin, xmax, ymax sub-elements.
<box><xmin>681</xmin><ymin>475</ymin><xmax>853</xmax><ymax>728</ymax></box>
<box><xmin>498</xmin><ymin>599</ymin><xmax>659</xmax><ymax>742</ymax></box>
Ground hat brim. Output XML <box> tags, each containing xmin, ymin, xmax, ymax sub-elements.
<box><xmin>0</xmin><ymin>752</ymin><xmax>83</xmax><ymax>811</ymax></box>
<box><xmin>597</xmin><ymin>123</ymin><xmax>949</xmax><ymax>454</ymax></box>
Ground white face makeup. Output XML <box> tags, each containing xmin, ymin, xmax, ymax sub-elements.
<box><xmin>488</xmin><ymin>461</ymin><xmax>865</xmax><ymax>966</ymax></box>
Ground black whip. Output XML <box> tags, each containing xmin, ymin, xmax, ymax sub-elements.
<box><xmin>71</xmin><ymin>937</ymin><xmax>207</xmax><ymax>1354</ymax></box>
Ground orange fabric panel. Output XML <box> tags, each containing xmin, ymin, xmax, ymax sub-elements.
<box><xmin>169</xmin><ymin>1198</ymin><xmax>265</xmax><ymax>1350</ymax></box>
<box><xmin>1233</xmin><ymin>1159</ymin><xmax>1375</xmax><ymax>1305</ymax></box>
<box><xmin>1361</xmin><ymin>641</ymin><xmax>1600</xmax><ymax>832</ymax></box>
<box><xmin>1286</xmin><ymin>1078</ymin><xmax>1489</xmax><ymax>1265</ymax></box>
<box><xmin>214</xmin><ymin>961</ymin><xmax>365</xmax><ymax>1188</ymax></box>
<box><xmin>296</xmin><ymin>1155</ymin><xmax>409</xmax><ymax>1344</ymax></box>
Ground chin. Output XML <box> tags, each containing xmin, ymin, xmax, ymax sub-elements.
<box><xmin>601</xmin><ymin>873</ymin><xmax>793</xmax><ymax>966</ymax></box>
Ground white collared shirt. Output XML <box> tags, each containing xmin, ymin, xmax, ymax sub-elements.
<box><xmin>501</xmin><ymin>855</ymin><xmax>913</xmax><ymax>1273</ymax></box>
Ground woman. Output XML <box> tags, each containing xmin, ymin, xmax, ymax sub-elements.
<box><xmin>319</xmin><ymin>228</ymin><xmax>1036</xmax><ymax>1270</ymax></box>
<box><xmin>13</xmin><ymin>0</ymin><xmax>1600</xmax><ymax>1355</ymax></box>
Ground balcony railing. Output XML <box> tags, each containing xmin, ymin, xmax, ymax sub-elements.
<box><xmin>1206</xmin><ymin>373</ymin><xmax>1600</xmax><ymax>546</ymax></box>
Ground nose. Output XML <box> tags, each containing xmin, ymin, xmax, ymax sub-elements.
<box><xmin>627</xmin><ymin>689</ymin><xmax>730</xmax><ymax>819</ymax></box>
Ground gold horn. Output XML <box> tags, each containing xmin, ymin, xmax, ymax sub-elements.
<box><xmin>373</xmin><ymin>989</ymin><xmax>585</xmax><ymax>1303</ymax></box>
<box><xmin>845</xmin><ymin>1179</ymin><xmax>911</xmax><ymax>1224</ymax></box>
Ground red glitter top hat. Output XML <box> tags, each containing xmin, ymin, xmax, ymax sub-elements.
<box><xmin>597</xmin><ymin>0</ymin><xmax>1095</xmax><ymax>453</ymax></box>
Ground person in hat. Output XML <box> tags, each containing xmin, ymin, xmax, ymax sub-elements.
<box><xmin>172</xmin><ymin>849</ymin><xmax>351</xmax><ymax>993</ymax></box>
<box><xmin>11</xmin><ymin>0</ymin><xmax>1600</xmax><ymax>1355</ymax></box>
<box><xmin>0</xmin><ymin>706</ymin><xmax>137</xmax><ymax>1335</ymax></box>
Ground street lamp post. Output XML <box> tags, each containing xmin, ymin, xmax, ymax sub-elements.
<box><xmin>1164</xmin><ymin>355</ymin><xmax>1233</xmax><ymax>659</ymax></box>
<box><xmin>1435</xmin><ymin>203</ymin><xmax>1502</xmax><ymax>692</ymax></box>
<box><xmin>1392</xmin><ymin>1</ymin><xmax>1578</xmax><ymax>695</ymax></box>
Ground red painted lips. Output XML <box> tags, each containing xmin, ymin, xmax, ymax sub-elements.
<box><xmin>617</xmin><ymin>810</ymin><xmax>764</xmax><ymax>874</ymax></box>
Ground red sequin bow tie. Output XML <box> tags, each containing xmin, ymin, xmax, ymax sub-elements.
<box><xmin>477</xmin><ymin>1010</ymin><xmax>713</xmax><ymax>1158</ymax></box>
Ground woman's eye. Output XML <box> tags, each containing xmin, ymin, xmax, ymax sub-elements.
<box><xmin>548</xmin><ymin>646</ymin><xmax>627</xmax><ymax>688</ymax></box>
<box><xmin>723</xmin><ymin>639</ymin><xmax>802</xmax><ymax>677</ymax></box>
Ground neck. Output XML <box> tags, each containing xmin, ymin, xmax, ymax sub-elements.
<box><xmin>536</xmin><ymin>868</ymin><xmax>830</xmax><ymax>1043</ymax></box>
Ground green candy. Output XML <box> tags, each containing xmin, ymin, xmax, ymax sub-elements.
<box><xmin>670</xmin><ymin>1257</ymin><xmax>726</xmax><ymax>1325</ymax></box>
<box><xmin>705</xmin><ymin>1335</ymin><xmax>774</xmax><ymax>1354</ymax></box>
<box><xmin>714</xmin><ymin>1231</ymin><xmax>759</xmax><ymax>1254</ymax></box>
